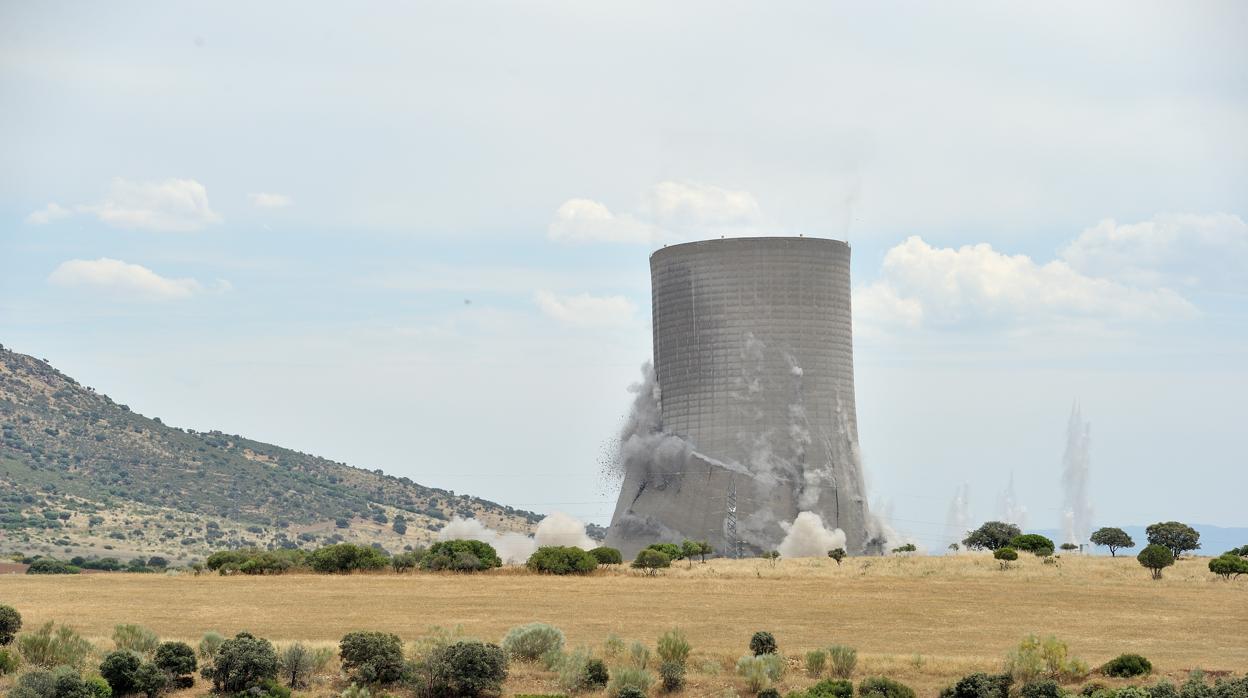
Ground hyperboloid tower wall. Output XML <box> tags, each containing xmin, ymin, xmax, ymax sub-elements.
<box><xmin>605</xmin><ymin>236</ymin><xmax>870</xmax><ymax>557</ymax></box>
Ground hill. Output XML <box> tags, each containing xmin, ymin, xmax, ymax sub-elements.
<box><xmin>0</xmin><ymin>343</ymin><xmax>542</xmax><ymax>565</ymax></box>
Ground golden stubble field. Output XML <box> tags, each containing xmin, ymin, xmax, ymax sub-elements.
<box><xmin>1</xmin><ymin>555</ymin><xmax>1244</xmax><ymax>697</ymax></box>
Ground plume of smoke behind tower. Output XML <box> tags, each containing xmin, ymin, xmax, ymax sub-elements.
<box><xmin>1061</xmin><ymin>404</ymin><xmax>1093</xmax><ymax>545</ymax></box>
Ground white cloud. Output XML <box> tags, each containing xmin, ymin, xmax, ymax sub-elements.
<box><xmin>548</xmin><ymin>180</ymin><xmax>762</xmax><ymax>244</ymax></box>
<box><xmin>855</xmin><ymin>236</ymin><xmax>1198</xmax><ymax>332</ymax></box>
<box><xmin>84</xmin><ymin>178</ymin><xmax>222</xmax><ymax>232</ymax></box>
<box><xmin>48</xmin><ymin>258</ymin><xmax>205</xmax><ymax>300</ymax></box>
<box><xmin>25</xmin><ymin>202</ymin><xmax>71</xmax><ymax>225</ymax></box>
<box><xmin>249</xmin><ymin>192</ymin><xmax>293</xmax><ymax>209</ymax></box>
<box><xmin>1060</xmin><ymin>213</ymin><xmax>1248</xmax><ymax>293</ymax></box>
<box><xmin>547</xmin><ymin>198</ymin><xmax>657</xmax><ymax>244</ymax></box>
<box><xmin>534</xmin><ymin>290</ymin><xmax>636</xmax><ymax>327</ymax></box>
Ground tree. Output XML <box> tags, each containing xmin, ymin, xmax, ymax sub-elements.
<box><xmin>340</xmin><ymin>631</ymin><xmax>405</xmax><ymax>685</ymax></box>
<box><xmin>1208</xmin><ymin>554</ymin><xmax>1248</xmax><ymax>580</ymax></box>
<box><xmin>646</xmin><ymin>543</ymin><xmax>682</xmax><ymax>560</ymax></box>
<box><xmin>1059</xmin><ymin>543</ymin><xmax>1078</xmax><ymax>552</ymax></box>
<box><xmin>588</xmin><ymin>546</ymin><xmax>623</xmax><ymax>565</ymax></box>
<box><xmin>1009</xmin><ymin>535</ymin><xmax>1055</xmax><ymax>557</ymax></box>
<box><xmin>891</xmin><ymin>543</ymin><xmax>917</xmax><ymax>555</ymax></box>
<box><xmin>762</xmin><ymin>550</ymin><xmax>781</xmax><ymax>567</ymax></box>
<box><xmin>525</xmin><ymin>546</ymin><xmax>598</xmax><ymax>575</ymax></box>
<box><xmin>208</xmin><ymin>632</ymin><xmax>278</xmax><ymax>693</ymax></box>
<box><xmin>680</xmin><ymin>540</ymin><xmax>701</xmax><ymax>567</ymax></box>
<box><xmin>153</xmin><ymin>641</ymin><xmax>197</xmax><ymax>688</ymax></box>
<box><xmin>423</xmin><ymin>540</ymin><xmax>502</xmax><ymax>570</ymax></box>
<box><xmin>994</xmin><ymin>548</ymin><xmax>1019</xmax><ymax>569</ymax></box>
<box><xmin>308</xmin><ymin>543</ymin><xmax>390</xmax><ymax>573</ymax></box>
<box><xmin>1089</xmin><ymin>528</ymin><xmax>1135</xmax><ymax>557</ymax></box>
<box><xmin>1137</xmin><ymin>544</ymin><xmax>1174</xmax><ymax>580</ymax></box>
<box><xmin>963</xmin><ymin>522</ymin><xmax>1022</xmax><ymax>551</ymax></box>
<box><xmin>100</xmin><ymin>650</ymin><xmax>143</xmax><ymax>695</ymax></box>
<box><xmin>827</xmin><ymin>548</ymin><xmax>846</xmax><ymax>565</ymax></box>
<box><xmin>392</xmin><ymin>517</ymin><xmax>407</xmax><ymax>536</ymax></box>
<box><xmin>1145</xmin><ymin>522</ymin><xmax>1200</xmax><ymax>561</ymax></box>
<box><xmin>631</xmin><ymin>549</ymin><xmax>671</xmax><ymax>576</ymax></box>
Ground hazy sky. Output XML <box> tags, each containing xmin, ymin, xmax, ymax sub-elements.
<box><xmin>2</xmin><ymin>2</ymin><xmax>1245</xmax><ymax>546</ymax></box>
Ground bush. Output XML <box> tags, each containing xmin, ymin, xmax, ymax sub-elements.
<box><xmin>1103</xmin><ymin>654</ymin><xmax>1152</xmax><ymax>678</ymax></box>
<box><xmin>0</xmin><ymin>604</ymin><xmax>21</xmax><ymax>645</ymax></box>
<box><xmin>631</xmin><ymin>549</ymin><xmax>671</xmax><ymax>576</ymax></box>
<box><xmin>805</xmin><ymin>649</ymin><xmax>827</xmax><ymax>677</ymax></box>
<box><xmin>859</xmin><ymin>677</ymin><xmax>916</xmax><ymax>698</ymax></box>
<box><xmin>1137</xmin><ymin>545</ymin><xmax>1175</xmax><ymax>580</ymax></box>
<box><xmin>750</xmin><ymin>631</ymin><xmax>778</xmax><ymax>656</ymax></box>
<box><xmin>0</xmin><ymin>647</ymin><xmax>18</xmax><ymax>675</ymax></box>
<box><xmin>391</xmin><ymin>551</ymin><xmax>423</xmax><ymax>572</ymax></box>
<box><xmin>1208</xmin><ymin>554</ymin><xmax>1248</xmax><ymax>580</ymax></box>
<box><xmin>18</xmin><ymin>622</ymin><xmax>94</xmax><ymax>670</ymax></box>
<box><xmin>553</xmin><ymin>646</ymin><xmax>593</xmax><ymax>693</ymax></box>
<box><xmin>994</xmin><ymin>548</ymin><xmax>1019</xmax><ymax>563</ymax></box>
<box><xmin>100</xmin><ymin>650</ymin><xmax>143</xmax><ymax>695</ymax></box>
<box><xmin>658</xmin><ymin>660</ymin><xmax>685</xmax><ymax>692</ymax></box>
<box><xmin>10</xmin><ymin>667</ymin><xmax>109</xmax><ymax>698</ymax></box>
<box><xmin>827</xmin><ymin>645</ymin><xmax>857</xmax><ymax>679</ymax></box>
<box><xmin>737</xmin><ymin>655</ymin><xmax>785</xmax><ymax>693</ymax></box>
<box><xmin>340</xmin><ymin>631</ymin><xmax>405</xmax><ymax>684</ymax></box>
<box><xmin>112</xmin><ymin>625</ymin><xmax>159</xmax><ymax>656</ymax></box>
<box><xmin>502</xmin><ymin>623</ymin><xmax>565</xmax><ymax>662</ymax></box>
<box><xmin>209</xmin><ymin>632</ymin><xmax>279</xmax><ymax>693</ymax></box>
<box><xmin>1118</xmin><ymin>688</ymin><xmax>1153</xmax><ymax>698</ymax></box>
<box><xmin>589</xmin><ymin>547</ymin><xmax>624</xmax><ymax>565</ymax></box>
<box><xmin>656</xmin><ymin>630</ymin><xmax>691</xmax><ymax>667</ymax></box>
<box><xmin>308</xmin><ymin>544</ymin><xmax>389</xmax><ymax>574</ymax></box>
<box><xmin>527</xmin><ymin>546</ymin><xmax>599</xmax><ymax>575</ymax></box>
<box><xmin>25</xmin><ymin>559</ymin><xmax>81</xmax><ymax>575</ymax></box>
<box><xmin>424</xmin><ymin>540</ymin><xmax>503</xmax><ymax>571</ymax></box>
<box><xmin>154</xmin><ymin>641</ymin><xmax>197</xmax><ymax>686</ymax></box>
<box><xmin>1022</xmin><ymin>681</ymin><xmax>1063</xmax><ymax>698</ymax></box>
<box><xmin>809</xmin><ymin>679</ymin><xmax>854</xmax><ymax>698</ymax></box>
<box><xmin>608</xmin><ymin>667</ymin><xmax>654</xmax><ymax>698</ymax></box>
<box><xmin>417</xmin><ymin>640</ymin><xmax>508</xmax><ymax>698</ymax></box>
<box><xmin>585</xmin><ymin>658</ymin><xmax>610</xmax><ymax>689</ymax></box>
<box><xmin>1005</xmin><ymin>636</ymin><xmax>1088</xmax><ymax>683</ymax></box>
<box><xmin>1148</xmin><ymin>682</ymin><xmax>1179</xmax><ymax>698</ymax></box>
<box><xmin>940</xmin><ymin>673</ymin><xmax>1012</xmax><ymax>698</ymax></box>
<box><xmin>646</xmin><ymin>543</ymin><xmax>682</xmax><ymax>559</ymax></box>
<box><xmin>628</xmin><ymin>641</ymin><xmax>651</xmax><ymax>670</ymax></box>
<box><xmin>277</xmin><ymin>642</ymin><xmax>332</xmax><ymax>688</ymax></box>
<box><xmin>133</xmin><ymin>662</ymin><xmax>167</xmax><ymax>698</ymax></box>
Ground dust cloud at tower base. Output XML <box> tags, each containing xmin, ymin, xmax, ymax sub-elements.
<box><xmin>605</xmin><ymin>237</ymin><xmax>871</xmax><ymax>558</ymax></box>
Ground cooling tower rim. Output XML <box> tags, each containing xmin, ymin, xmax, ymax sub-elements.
<box><xmin>650</xmin><ymin>236</ymin><xmax>849</xmax><ymax>260</ymax></box>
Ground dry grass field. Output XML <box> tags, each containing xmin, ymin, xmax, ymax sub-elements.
<box><xmin>1</xmin><ymin>555</ymin><xmax>1244</xmax><ymax>697</ymax></box>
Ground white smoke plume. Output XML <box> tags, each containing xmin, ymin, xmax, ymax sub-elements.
<box><xmin>1061</xmin><ymin>404</ymin><xmax>1093</xmax><ymax>546</ymax></box>
<box><xmin>777</xmin><ymin>511</ymin><xmax>846</xmax><ymax>558</ymax></box>
<box><xmin>945</xmin><ymin>483</ymin><xmax>972</xmax><ymax>550</ymax></box>
<box><xmin>436</xmin><ymin>511</ymin><xmax>596</xmax><ymax>564</ymax></box>
<box><xmin>998</xmin><ymin>473</ymin><xmax>1028</xmax><ymax>529</ymax></box>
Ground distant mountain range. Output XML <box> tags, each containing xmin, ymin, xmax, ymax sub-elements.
<box><xmin>0</xmin><ymin>343</ymin><xmax>543</xmax><ymax>565</ymax></box>
<box><xmin>1032</xmin><ymin>524</ymin><xmax>1247</xmax><ymax>556</ymax></box>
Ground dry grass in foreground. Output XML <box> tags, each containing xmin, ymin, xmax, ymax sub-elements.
<box><xmin>1</xmin><ymin>554</ymin><xmax>1244</xmax><ymax>697</ymax></box>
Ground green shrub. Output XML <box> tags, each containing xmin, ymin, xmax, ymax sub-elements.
<box><xmin>1118</xmin><ymin>688</ymin><xmax>1153</xmax><ymax>698</ymax></box>
<box><xmin>25</xmin><ymin>559</ymin><xmax>81</xmax><ymax>575</ymax></box>
<box><xmin>750</xmin><ymin>632</ymin><xmax>778</xmax><ymax>656</ymax></box>
<box><xmin>0</xmin><ymin>647</ymin><xmax>19</xmax><ymax>675</ymax></box>
<box><xmin>502</xmin><ymin>623</ymin><xmax>565</xmax><ymax>662</ymax></box>
<box><xmin>133</xmin><ymin>661</ymin><xmax>167</xmax><ymax>698</ymax></box>
<box><xmin>628</xmin><ymin>641</ymin><xmax>651</xmax><ymax>670</ymax></box>
<box><xmin>656</xmin><ymin>629</ymin><xmax>691</xmax><ymax>667</ymax></box>
<box><xmin>391</xmin><ymin>551</ymin><xmax>423</xmax><ymax>572</ymax></box>
<box><xmin>308</xmin><ymin>543</ymin><xmax>390</xmax><ymax>574</ymax></box>
<box><xmin>415</xmin><ymin>640</ymin><xmax>508</xmax><ymax>698</ymax></box>
<box><xmin>659</xmin><ymin>660</ymin><xmax>685</xmax><ymax>692</ymax></box>
<box><xmin>423</xmin><ymin>540</ymin><xmax>503</xmax><ymax>571</ymax></box>
<box><xmin>1103</xmin><ymin>654</ymin><xmax>1152</xmax><ymax>678</ymax></box>
<box><xmin>1148</xmin><ymin>682</ymin><xmax>1178</xmax><ymax>698</ymax></box>
<box><xmin>154</xmin><ymin>641</ymin><xmax>197</xmax><ymax>687</ymax></box>
<box><xmin>100</xmin><ymin>650</ymin><xmax>143</xmax><ymax>695</ymax></box>
<box><xmin>1022</xmin><ymin>680</ymin><xmax>1063</xmax><ymax>698</ymax></box>
<box><xmin>8</xmin><ymin>668</ymin><xmax>103</xmax><ymax>698</ymax></box>
<box><xmin>939</xmin><ymin>673</ymin><xmax>1012</xmax><ymax>698</ymax></box>
<box><xmin>737</xmin><ymin>655</ymin><xmax>785</xmax><ymax>693</ymax></box>
<box><xmin>340</xmin><ymin>682</ymin><xmax>373</xmax><ymax>698</ymax></box>
<box><xmin>0</xmin><ymin>604</ymin><xmax>21</xmax><ymax>645</ymax></box>
<box><xmin>827</xmin><ymin>645</ymin><xmax>856</xmax><ymax>679</ymax></box>
<box><xmin>527</xmin><ymin>546</ymin><xmax>599</xmax><ymax>575</ymax></box>
<box><xmin>608</xmin><ymin>667</ymin><xmax>654</xmax><ymax>698</ymax></box>
<box><xmin>805</xmin><ymin>649</ymin><xmax>827</xmax><ymax>677</ymax></box>
<box><xmin>1180</xmin><ymin>675</ymin><xmax>1213</xmax><ymax>698</ymax></box>
<box><xmin>1208</xmin><ymin>554</ymin><xmax>1248</xmax><ymax>580</ymax></box>
<box><xmin>112</xmin><ymin>625</ymin><xmax>159</xmax><ymax>656</ymax></box>
<box><xmin>859</xmin><ymin>677</ymin><xmax>916</xmax><ymax>698</ymax></box>
<box><xmin>809</xmin><ymin>679</ymin><xmax>854</xmax><ymax>698</ymax></box>
<box><xmin>585</xmin><ymin>658</ymin><xmax>610</xmax><ymax>689</ymax></box>
<box><xmin>1005</xmin><ymin>635</ymin><xmax>1088</xmax><ymax>682</ymax></box>
<box><xmin>1010</xmin><ymin>535</ymin><xmax>1056</xmax><ymax>556</ymax></box>
<box><xmin>18</xmin><ymin>622</ymin><xmax>94</xmax><ymax>670</ymax></box>
<box><xmin>759</xmin><ymin>690</ymin><xmax>781</xmax><ymax>698</ymax></box>
<box><xmin>646</xmin><ymin>543</ymin><xmax>682</xmax><ymax>559</ymax></box>
<box><xmin>85</xmin><ymin>675</ymin><xmax>113</xmax><ymax>698</ymax></box>
<box><xmin>589</xmin><ymin>547</ymin><xmax>624</xmax><ymax>565</ymax></box>
<box><xmin>994</xmin><ymin>548</ymin><xmax>1019</xmax><ymax>563</ymax></box>
<box><xmin>631</xmin><ymin>549</ymin><xmax>671</xmax><ymax>576</ymax></box>
<box><xmin>340</xmin><ymin>631</ymin><xmax>405</xmax><ymax>684</ymax></box>
<box><xmin>554</xmin><ymin>646</ymin><xmax>598</xmax><ymax>693</ymax></box>
<box><xmin>963</xmin><ymin>522</ymin><xmax>1022</xmax><ymax>551</ymax></box>
<box><xmin>208</xmin><ymin>632</ymin><xmax>279</xmax><ymax>693</ymax></box>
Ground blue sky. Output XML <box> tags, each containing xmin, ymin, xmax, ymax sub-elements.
<box><xmin>2</xmin><ymin>2</ymin><xmax>1245</xmax><ymax>546</ymax></box>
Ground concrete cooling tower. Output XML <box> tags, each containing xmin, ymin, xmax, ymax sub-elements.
<box><xmin>605</xmin><ymin>236</ymin><xmax>870</xmax><ymax>558</ymax></box>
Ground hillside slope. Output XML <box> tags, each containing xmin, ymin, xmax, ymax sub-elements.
<box><xmin>0</xmin><ymin>343</ymin><xmax>541</xmax><ymax>564</ymax></box>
